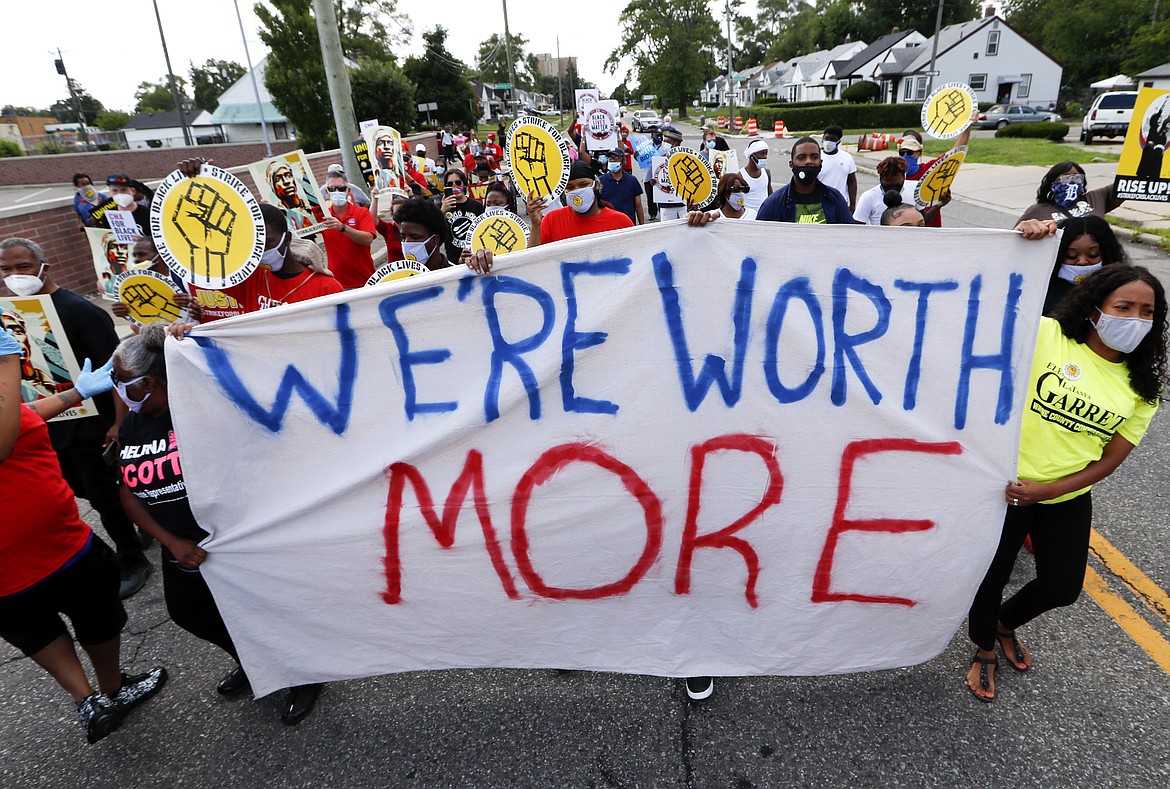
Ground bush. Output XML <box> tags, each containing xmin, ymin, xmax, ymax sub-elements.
<box><xmin>995</xmin><ymin>122</ymin><xmax>1070</xmax><ymax>141</ymax></box>
<box><xmin>0</xmin><ymin>139</ymin><xmax>23</xmax><ymax>158</ymax></box>
<box><xmin>745</xmin><ymin>103</ymin><xmax>924</xmax><ymax>133</ymax></box>
<box><xmin>841</xmin><ymin>81</ymin><xmax>881</xmax><ymax>103</ymax></box>
<box><xmin>1063</xmin><ymin>101</ymin><xmax>1083</xmax><ymax>118</ymax></box>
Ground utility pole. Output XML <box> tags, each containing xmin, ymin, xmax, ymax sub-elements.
<box><xmin>54</xmin><ymin>49</ymin><xmax>89</xmax><ymax>147</ymax></box>
<box><xmin>926</xmin><ymin>0</ymin><xmax>945</xmax><ymax>94</ymax></box>
<box><xmin>557</xmin><ymin>36</ymin><xmax>564</xmax><ymax>122</ymax></box>
<box><xmin>725</xmin><ymin>1</ymin><xmax>735</xmax><ymax>125</ymax></box>
<box><xmin>312</xmin><ymin>0</ymin><xmax>361</xmax><ymax>181</ymax></box>
<box><xmin>233</xmin><ymin>0</ymin><xmax>271</xmax><ymax>157</ymax></box>
<box><xmin>151</xmin><ymin>0</ymin><xmax>193</xmax><ymax>146</ymax></box>
<box><xmin>502</xmin><ymin>0</ymin><xmax>518</xmax><ymax>117</ymax></box>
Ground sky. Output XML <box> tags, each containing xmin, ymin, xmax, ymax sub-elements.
<box><xmin>0</xmin><ymin>1</ymin><xmax>752</xmax><ymax>115</ymax></box>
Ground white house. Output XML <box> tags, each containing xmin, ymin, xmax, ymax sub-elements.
<box><xmin>886</xmin><ymin>13</ymin><xmax>1061</xmax><ymax>107</ymax></box>
<box><xmin>209</xmin><ymin>56</ymin><xmax>294</xmax><ymax>143</ymax></box>
<box><xmin>122</xmin><ymin>110</ymin><xmax>219</xmax><ymax>149</ymax></box>
<box><xmin>779</xmin><ymin>41</ymin><xmax>867</xmax><ymax>102</ymax></box>
<box><xmin>834</xmin><ymin>30</ymin><xmax>929</xmax><ymax>103</ymax></box>
<box><xmin>1136</xmin><ymin>62</ymin><xmax>1170</xmax><ymax>92</ymax></box>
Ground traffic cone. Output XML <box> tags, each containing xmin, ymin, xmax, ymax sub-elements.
<box><xmin>857</xmin><ymin>134</ymin><xmax>871</xmax><ymax>151</ymax></box>
<box><xmin>718</xmin><ymin>115</ymin><xmax>727</xmax><ymax>130</ymax></box>
<box><xmin>734</xmin><ymin>116</ymin><xmax>743</xmax><ymax>132</ymax></box>
<box><xmin>773</xmin><ymin>120</ymin><xmax>787</xmax><ymax>138</ymax></box>
<box><xmin>747</xmin><ymin>118</ymin><xmax>759</xmax><ymax>136</ymax></box>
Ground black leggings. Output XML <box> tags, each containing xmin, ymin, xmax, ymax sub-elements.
<box><xmin>967</xmin><ymin>491</ymin><xmax>1092</xmax><ymax>651</ymax></box>
<box><xmin>162</xmin><ymin>555</ymin><xmax>238</xmax><ymax>663</ymax></box>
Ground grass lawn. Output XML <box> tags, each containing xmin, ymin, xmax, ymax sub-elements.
<box><xmin>1106</xmin><ymin>216</ymin><xmax>1170</xmax><ymax>253</ymax></box>
<box><xmin>920</xmin><ymin>137</ymin><xmax>1120</xmax><ymax>166</ymax></box>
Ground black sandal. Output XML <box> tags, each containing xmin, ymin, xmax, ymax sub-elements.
<box><xmin>997</xmin><ymin>629</ymin><xmax>1031</xmax><ymax>672</ymax></box>
<box><xmin>967</xmin><ymin>653</ymin><xmax>997</xmax><ymax>703</ymax></box>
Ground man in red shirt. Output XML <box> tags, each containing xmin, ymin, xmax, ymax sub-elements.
<box><xmin>529</xmin><ymin>160</ymin><xmax>634</xmax><ymax>246</ymax></box>
<box><xmin>482</xmin><ymin>132</ymin><xmax>503</xmax><ymax>162</ymax></box>
<box><xmin>321</xmin><ymin>174</ymin><xmax>376</xmax><ymax>289</ymax></box>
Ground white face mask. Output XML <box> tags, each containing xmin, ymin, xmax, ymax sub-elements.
<box><xmin>567</xmin><ymin>186</ymin><xmax>596</xmax><ymax>214</ymax></box>
<box><xmin>4</xmin><ymin>264</ymin><xmax>45</xmax><ymax>297</ymax></box>
<box><xmin>261</xmin><ymin>233</ymin><xmax>288</xmax><ymax>272</ymax></box>
<box><xmin>1057</xmin><ymin>262</ymin><xmax>1103</xmax><ymax>284</ymax></box>
<box><xmin>112</xmin><ymin>193</ymin><xmax>136</xmax><ymax>209</ymax></box>
<box><xmin>730</xmin><ymin>193</ymin><xmax>747</xmax><ymax>211</ymax></box>
<box><xmin>402</xmin><ymin>235</ymin><xmax>436</xmax><ymax>263</ymax></box>
<box><xmin>329</xmin><ymin>191</ymin><xmax>349</xmax><ymax>208</ymax></box>
<box><xmin>823</xmin><ymin>140</ymin><xmax>839</xmax><ymax>154</ymax></box>
<box><xmin>115</xmin><ymin>376</ymin><xmax>151</xmax><ymax>413</ymax></box>
<box><xmin>1092</xmin><ymin>309</ymin><xmax>1153</xmax><ymax>354</ymax></box>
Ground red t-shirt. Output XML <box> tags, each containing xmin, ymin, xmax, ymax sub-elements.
<box><xmin>321</xmin><ymin>205</ymin><xmax>377</xmax><ymax>289</ymax></box>
<box><xmin>375</xmin><ymin>218</ymin><xmax>404</xmax><ymax>263</ymax></box>
<box><xmin>540</xmin><ymin>206</ymin><xmax>634</xmax><ymax>244</ymax></box>
<box><xmin>1</xmin><ymin>406</ymin><xmax>92</xmax><ymax>596</ymax></box>
<box><xmin>483</xmin><ymin>143</ymin><xmax>503</xmax><ymax>160</ymax></box>
<box><xmin>620</xmin><ymin>139</ymin><xmax>635</xmax><ymax>172</ymax></box>
<box><xmin>224</xmin><ymin>267</ymin><xmax>344</xmax><ymax>312</ymax></box>
<box><xmin>906</xmin><ymin>156</ymin><xmax>943</xmax><ymax>227</ymax></box>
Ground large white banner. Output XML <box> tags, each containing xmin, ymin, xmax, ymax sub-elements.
<box><xmin>166</xmin><ymin>222</ymin><xmax>1055</xmax><ymax>696</ymax></box>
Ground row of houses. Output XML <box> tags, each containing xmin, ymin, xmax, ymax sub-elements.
<box><xmin>702</xmin><ymin>11</ymin><xmax>1062</xmax><ymax>110</ymax></box>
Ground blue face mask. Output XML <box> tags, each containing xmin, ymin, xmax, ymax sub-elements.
<box><xmin>607</xmin><ymin>161</ymin><xmax>622</xmax><ymax>173</ymax></box>
<box><xmin>902</xmin><ymin>155</ymin><xmax>919</xmax><ymax>177</ymax></box>
<box><xmin>1051</xmin><ymin>182</ymin><xmax>1084</xmax><ymax>207</ymax></box>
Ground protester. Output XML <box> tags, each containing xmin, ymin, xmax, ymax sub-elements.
<box><xmin>854</xmin><ymin>157</ymin><xmax>917</xmax><ymax>225</ymax></box>
<box><xmin>0</xmin><ymin>332</ymin><xmax>166</xmax><ymax>743</ymax></box>
<box><xmin>412</xmin><ymin>144</ymin><xmax>437</xmax><ymax>179</ymax></box>
<box><xmin>1017</xmin><ymin>161</ymin><xmax>1124</xmax><ymax>224</ymax></box>
<box><xmin>618</xmin><ymin>126</ymin><xmax>635</xmax><ymax>173</ymax></box>
<box><xmin>440</xmin><ymin>169</ymin><xmax>484</xmax><ymax>262</ymax></box>
<box><xmin>879</xmin><ymin>191</ymin><xmax>927</xmax><ymax>227</ymax></box>
<box><xmin>519</xmin><ymin>161</ymin><xmax>633</xmax><ymax>249</ymax></box>
<box><xmin>482</xmin><ymin>133</ymin><xmax>503</xmax><ymax>161</ymax></box>
<box><xmin>739</xmin><ymin>139</ymin><xmax>773</xmax><ymax>214</ymax></box>
<box><xmin>370</xmin><ymin>191</ymin><xmax>408</xmax><ymax>263</ymax></box>
<box><xmin>642</xmin><ymin>127</ymin><xmax>667</xmax><ymax>221</ymax></box>
<box><xmin>72</xmin><ymin>173</ymin><xmax>103</xmax><ymax>229</ymax></box>
<box><xmin>965</xmin><ymin>265</ymin><xmax>1166</xmax><ymax>703</ymax></box>
<box><xmin>817</xmin><ymin>125</ymin><xmax>858</xmax><ymax>212</ymax></box>
<box><xmin>657</xmin><ymin>127</ymin><xmax>688</xmax><ymax>221</ymax></box>
<box><xmin>756</xmin><ymin>137</ymin><xmax>854</xmax><ymax>224</ymax></box>
<box><xmin>701</xmin><ymin>120</ymin><xmax>731</xmax><ymax>151</ymax></box>
<box><xmin>440</xmin><ymin>127</ymin><xmax>455</xmax><ymax>165</ymax></box>
<box><xmin>1043</xmin><ymin>215</ymin><xmax>1128</xmax><ymax>314</ymax></box>
<box><xmin>321</xmin><ymin>174</ymin><xmax>377</xmax><ymax>289</ymax></box>
<box><xmin>599</xmin><ymin>149</ymin><xmax>645</xmax><ymax>225</ymax></box>
<box><xmin>325</xmin><ymin>163</ymin><xmax>370</xmax><ymax>208</ymax></box>
<box><xmin>1</xmin><ymin>237</ymin><xmax>153</xmax><ymax>598</ymax></box>
<box><xmin>393</xmin><ymin>197</ymin><xmax>453</xmax><ymax>271</ymax></box>
<box><xmin>899</xmin><ymin>112</ymin><xmax>975</xmax><ymax>227</ymax></box>
<box><xmin>712</xmin><ymin>173</ymin><xmax>757</xmax><ymax>220</ymax></box>
<box><xmin>484</xmin><ymin>181</ymin><xmax>518</xmax><ymax>214</ymax></box>
<box><xmin>99</xmin><ymin>174</ymin><xmax>151</xmax><ymax>236</ymax></box>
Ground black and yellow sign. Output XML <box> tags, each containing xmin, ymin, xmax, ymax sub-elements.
<box><xmin>1113</xmin><ymin>88</ymin><xmax>1170</xmax><ymax>202</ymax></box>
<box><xmin>505</xmin><ymin>116</ymin><xmax>570</xmax><ymax>201</ymax></box>
<box><xmin>115</xmin><ymin>270</ymin><xmax>184</xmax><ymax>328</ymax></box>
<box><xmin>353</xmin><ymin>139</ymin><xmax>376</xmax><ymax>189</ymax></box>
<box><xmin>914</xmin><ymin>146</ymin><xmax>967</xmax><ymax>208</ymax></box>
<box><xmin>151</xmin><ymin>164</ymin><xmax>264</xmax><ymax>289</ymax></box>
<box><xmin>667</xmin><ymin>148</ymin><xmax>716</xmax><ymax>208</ymax></box>
<box><xmin>470</xmin><ymin>210</ymin><xmax>529</xmax><ymax>255</ymax></box>
<box><xmin>921</xmin><ymin>83</ymin><xmax>977</xmax><ymax>140</ymax></box>
<box><xmin>365</xmin><ymin>259</ymin><xmax>428</xmax><ymax>286</ymax></box>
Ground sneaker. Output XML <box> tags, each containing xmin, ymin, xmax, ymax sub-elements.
<box><xmin>112</xmin><ymin>667</ymin><xmax>169</xmax><ymax>711</ymax></box>
<box><xmin>685</xmin><ymin>676</ymin><xmax>714</xmax><ymax>701</ymax></box>
<box><xmin>117</xmin><ymin>552</ymin><xmax>152</xmax><ymax>599</ymax></box>
<box><xmin>77</xmin><ymin>692</ymin><xmax>124</xmax><ymax>744</ymax></box>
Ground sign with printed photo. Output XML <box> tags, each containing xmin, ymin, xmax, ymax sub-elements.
<box><xmin>709</xmin><ymin>149</ymin><xmax>739</xmax><ymax>182</ymax></box>
<box><xmin>86</xmin><ymin>227</ymin><xmax>130</xmax><ymax>301</ymax></box>
<box><xmin>921</xmin><ymin>83</ymin><xmax>977</xmax><ymax>140</ymax></box>
<box><xmin>584</xmin><ymin>100</ymin><xmax>619</xmax><ymax>152</ymax></box>
<box><xmin>114</xmin><ymin>269</ymin><xmax>184</xmax><ymax>328</ymax></box>
<box><xmin>914</xmin><ymin>146</ymin><xmax>967</xmax><ymax>209</ymax></box>
<box><xmin>364</xmin><ymin>125</ymin><xmax>409</xmax><ymax>199</ymax></box>
<box><xmin>667</xmin><ymin>148</ymin><xmax>716</xmax><ymax>208</ymax></box>
<box><xmin>365</xmin><ymin>259</ymin><xmax>428</xmax><ymax>286</ymax></box>
<box><xmin>0</xmin><ymin>295</ymin><xmax>96</xmax><ymax>421</ymax></box>
<box><xmin>1113</xmin><ymin>87</ymin><xmax>1170</xmax><ymax>203</ymax></box>
<box><xmin>248</xmin><ymin>150</ymin><xmax>328</xmax><ymax>238</ymax></box>
<box><xmin>505</xmin><ymin>116</ymin><xmax>571</xmax><ymax>201</ymax></box>
<box><xmin>151</xmin><ymin>163</ymin><xmax>265</xmax><ymax>290</ymax></box>
<box><xmin>470</xmin><ymin>210</ymin><xmax>529</xmax><ymax>255</ymax></box>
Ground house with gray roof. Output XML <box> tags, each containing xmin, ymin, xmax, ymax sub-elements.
<box><xmin>209</xmin><ymin>56</ymin><xmax>294</xmax><ymax>143</ymax></box>
<box><xmin>1136</xmin><ymin>62</ymin><xmax>1170</xmax><ymax>92</ymax></box>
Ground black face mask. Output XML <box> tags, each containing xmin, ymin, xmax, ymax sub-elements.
<box><xmin>792</xmin><ymin>164</ymin><xmax>822</xmax><ymax>184</ymax></box>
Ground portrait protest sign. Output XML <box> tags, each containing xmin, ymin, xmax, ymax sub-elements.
<box><xmin>1</xmin><ymin>295</ymin><xmax>96</xmax><ymax>421</ymax></box>
<box><xmin>1113</xmin><ymin>87</ymin><xmax>1170</xmax><ymax>203</ymax></box>
<box><xmin>667</xmin><ymin>148</ymin><xmax>716</xmax><ymax>208</ymax></box>
<box><xmin>364</xmin><ymin>125</ymin><xmax>409</xmax><ymax>200</ymax></box>
<box><xmin>115</xmin><ymin>270</ymin><xmax>184</xmax><ymax>328</ymax></box>
<box><xmin>366</xmin><ymin>259</ymin><xmax>428</xmax><ymax>286</ymax></box>
<box><xmin>914</xmin><ymin>146</ymin><xmax>967</xmax><ymax>208</ymax></box>
<box><xmin>86</xmin><ymin>227</ymin><xmax>129</xmax><ymax>301</ymax></box>
<box><xmin>106</xmin><ymin>210</ymin><xmax>141</xmax><ymax>245</ymax></box>
<box><xmin>506</xmin><ymin>116</ymin><xmax>571</xmax><ymax>201</ymax></box>
<box><xmin>710</xmin><ymin>150</ymin><xmax>739</xmax><ymax>182</ymax></box>
<box><xmin>166</xmin><ymin>222</ymin><xmax>1055</xmax><ymax>697</ymax></box>
<box><xmin>248</xmin><ymin>150</ymin><xmax>328</xmax><ymax>238</ymax></box>
<box><xmin>470</xmin><ymin>210</ymin><xmax>529</xmax><ymax>255</ymax></box>
<box><xmin>585</xmin><ymin>100</ymin><xmax>620</xmax><ymax>152</ymax></box>
<box><xmin>151</xmin><ymin>163</ymin><xmax>264</xmax><ymax>290</ymax></box>
<box><xmin>921</xmin><ymin>83</ymin><xmax>977</xmax><ymax>140</ymax></box>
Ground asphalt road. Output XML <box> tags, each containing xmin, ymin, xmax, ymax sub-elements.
<box><xmin>3</xmin><ymin>125</ymin><xmax>1169</xmax><ymax>788</ymax></box>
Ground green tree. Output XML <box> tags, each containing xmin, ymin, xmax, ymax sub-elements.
<box><xmin>335</xmin><ymin>0</ymin><xmax>412</xmax><ymax>62</ymax></box>
<box><xmin>350</xmin><ymin>60</ymin><xmax>416</xmax><ymax>131</ymax></box>
<box><xmin>135</xmin><ymin>77</ymin><xmax>191</xmax><ymax>114</ymax></box>
<box><xmin>606</xmin><ymin>0</ymin><xmax>721</xmax><ymax>118</ymax></box>
<box><xmin>49</xmin><ymin>80</ymin><xmax>104</xmax><ymax>125</ymax></box>
<box><xmin>190</xmin><ymin>59</ymin><xmax>246</xmax><ymax>112</ymax></box>
<box><xmin>475</xmin><ymin>33</ymin><xmax>534</xmax><ymax>89</ymax></box>
<box><xmin>1123</xmin><ymin>18</ymin><xmax>1170</xmax><ymax>77</ymax></box>
<box><xmin>1005</xmin><ymin>0</ymin><xmax>1148</xmax><ymax>88</ymax></box>
<box><xmin>403</xmin><ymin>27</ymin><xmax>476</xmax><ymax>127</ymax></box>
<box><xmin>2</xmin><ymin>106</ymin><xmax>53</xmax><ymax>117</ymax></box>
<box><xmin>0</xmin><ymin>139</ymin><xmax>24</xmax><ymax>158</ymax></box>
<box><xmin>95</xmin><ymin>110</ymin><xmax>132</xmax><ymax>130</ymax></box>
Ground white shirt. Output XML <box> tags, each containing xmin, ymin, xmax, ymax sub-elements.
<box><xmin>853</xmin><ymin>182</ymin><xmax>917</xmax><ymax>225</ymax></box>
<box><xmin>818</xmin><ymin>149</ymin><xmax>857</xmax><ymax>204</ymax></box>
<box><xmin>739</xmin><ymin>165</ymin><xmax>771</xmax><ymax>213</ymax></box>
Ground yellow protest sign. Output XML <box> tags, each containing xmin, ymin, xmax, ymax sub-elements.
<box><xmin>1113</xmin><ymin>88</ymin><xmax>1170</xmax><ymax>201</ymax></box>
<box><xmin>365</xmin><ymin>259</ymin><xmax>429</xmax><ymax>286</ymax></box>
<box><xmin>505</xmin><ymin>116</ymin><xmax>570</xmax><ymax>200</ymax></box>
<box><xmin>667</xmin><ymin>148</ymin><xmax>716</xmax><ymax>208</ymax></box>
<box><xmin>921</xmin><ymin>83</ymin><xmax>977</xmax><ymax>140</ymax></box>
<box><xmin>914</xmin><ymin>146</ymin><xmax>967</xmax><ymax>208</ymax></box>
<box><xmin>470</xmin><ymin>210</ymin><xmax>529</xmax><ymax>255</ymax></box>
<box><xmin>151</xmin><ymin>164</ymin><xmax>264</xmax><ymax>289</ymax></box>
<box><xmin>115</xmin><ymin>270</ymin><xmax>184</xmax><ymax>328</ymax></box>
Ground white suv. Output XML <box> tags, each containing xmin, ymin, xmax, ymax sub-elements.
<box><xmin>1081</xmin><ymin>92</ymin><xmax>1138</xmax><ymax>144</ymax></box>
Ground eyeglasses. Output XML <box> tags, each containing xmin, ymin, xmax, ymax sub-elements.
<box><xmin>729</xmin><ymin>186</ymin><xmax>750</xmax><ymax>193</ymax></box>
<box><xmin>447</xmin><ymin>180</ymin><xmax>465</xmax><ymax>186</ymax></box>
<box><xmin>325</xmin><ymin>185</ymin><xmax>348</xmax><ymax>193</ymax></box>
<box><xmin>1056</xmin><ymin>173</ymin><xmax>1086</xmax><ymax>185</ymax></box>
<box><xmin>110</xmin><ymin>370</ymin><xmax>146</xmax><ymax>386</ymax></box>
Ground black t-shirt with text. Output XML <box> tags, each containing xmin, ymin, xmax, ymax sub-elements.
<box><xmin>118</xmin><ymin>410</ymin><xmax>207</xmax><ymax>543</ymax></box>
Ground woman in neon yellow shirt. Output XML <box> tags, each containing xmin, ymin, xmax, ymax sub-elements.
<box><xmin>966</xmin><ymin>265</ymin><xmax>1167</xmax><ymax>702</ymax></box>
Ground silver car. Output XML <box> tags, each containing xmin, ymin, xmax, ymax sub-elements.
<box><xmin>975</xmin><ymin>104</ymin><xmax>1062</xmax><ymax>129</ymax></box>
<box><xmin>630</xmin><ymin>109</ymin><xmax>661</xmax><ymax>132</ymax></box>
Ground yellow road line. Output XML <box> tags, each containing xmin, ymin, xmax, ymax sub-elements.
<box><xmin>1083</xmin><ymin>564</ymin><xmax>1170</xmax><ymax>675</ymax></box>
<box><xmin>1089</xmin><ymin>529</ymin><xmax>1170</xmax><ymax>626</ymax></box>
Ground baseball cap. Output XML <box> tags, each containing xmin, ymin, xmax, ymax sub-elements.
<box><xmin>899</xmin><ymin>137</ymin><xmax>923</xmax><ymax>152</ymax></box>
<box><xmin>662</xmin><ymin>127</ymin><xmax>683</xmax><ymax>143</ymax></box>
<box><xmin>106</xmin><ymin>174</ymin><xmax>133</xmax><ymax>186</ymax></box>
<box><xmin>326</xmin><ymin>163</ymin><xmax>345</xmax><ymax>175</ymax></box>
<box><xmin>415</xmin><ymin>144</ymin><xmax>426</xmax><ymax>153</ymax></box>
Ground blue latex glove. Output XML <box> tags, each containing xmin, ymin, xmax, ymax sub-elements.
<box><xmin>0</xmin><ymin>328</ymin><xmax>22</xmax><ymax>357</ymax></box>
<box><xmin>74</xmin><ymin>358</ymin><xmax>116</xmax><ymax>399</ymax></box>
